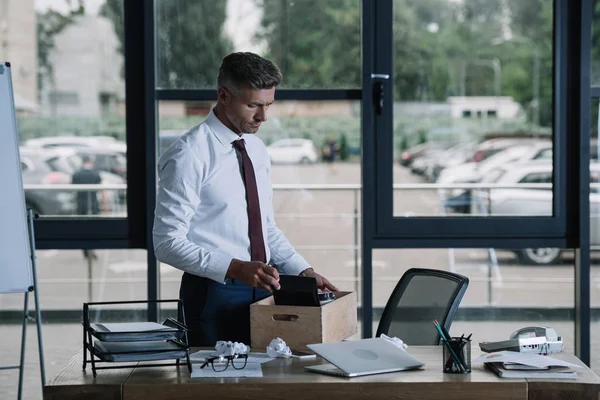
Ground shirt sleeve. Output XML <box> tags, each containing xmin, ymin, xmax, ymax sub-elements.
<box><xmin>264</xmin><ymin>160</ymin><xmax>312</xmax><ymax>276</ymax></box>
<box><xmin>152</xmin><ymin>144</ymin><xmax>232</xmax><ymax>283</ymax></box>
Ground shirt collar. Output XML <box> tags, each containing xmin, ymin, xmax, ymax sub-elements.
<box><xmin>205</xmin><ymin>108</ymin><xmax>244</xmax><ymax>148</ymax></box>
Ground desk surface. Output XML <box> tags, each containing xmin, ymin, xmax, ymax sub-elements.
<box><xmin>44</xmin><ymin>346</ymin><xmax>600</xmax><ymax>400</ymax></box>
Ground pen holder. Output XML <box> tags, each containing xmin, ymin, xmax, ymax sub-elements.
<box><xmin>442</xmin><ymin>338</ymin><xmax>471</xmax><ymax>374</ymax></box>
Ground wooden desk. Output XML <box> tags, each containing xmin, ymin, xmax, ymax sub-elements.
<box><xmin>44</xmin><ymin>347</ymin><xmax>600</xmax><ymax>400</ymax></box>
<box><xmin>43</xmin><ymin>353</ymin><xmax>133</xmax><ymax>400</ymax></box>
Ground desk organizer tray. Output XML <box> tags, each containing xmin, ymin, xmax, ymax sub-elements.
<box><xmin>89</xmin><ymin>321</ymin><xmax>185</xmax><ymax>342</ymax></box>
<box><xmin>93</xmin><ymin>340</ymin><xmax>189</xmax><ymax>362</ymax></box>
<box><xmin>82</xmin><ymin>299</ymin><xmax>192</xmax><ymax>377</ymax></box>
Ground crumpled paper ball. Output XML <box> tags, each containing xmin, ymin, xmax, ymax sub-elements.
<box><xmin>381</xmin><ymin>333</ymin><xmax>408</xmax><ymax>350</ymax></box>
<box><xmin>266</xmin><ymin>337</ymin><xmax>292</xmax><ymax>358</ymax></box>
<box><xmin>215</xmin><ymin>341</ymin><xmax>249</xmax><ymax>356</ymax></box>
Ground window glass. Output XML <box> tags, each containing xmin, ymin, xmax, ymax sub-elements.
<box><xmin>0</xmin><ymin>249</ymin><xmax>147</xmax><ymax>310</ymax></box>
<box><xmin>392</xmin><ymin>0</ymin><xmax>554</xmax><ymax>217</ymax></box>
<box><xmin>155</xmin><ymin>0</ymin><xmax>361</xmax><ymax>89</ymax></box>
<box><xmin>157</xmin><ymin>100</ymin><xmax>361</xmax><ymax>314</ymax></box>
<box><xmin>5</xmin><ymin>0</ymin><xmax>127</xmax><ymax>217</ymax></box>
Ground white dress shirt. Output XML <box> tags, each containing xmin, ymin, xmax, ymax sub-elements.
<box><xmin>153</xmin><ymin>109</ymin><xmax>311</xmax><ymax>284</ymax></box>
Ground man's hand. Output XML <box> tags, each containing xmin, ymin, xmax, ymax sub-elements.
<box><xmin>226</xmin><ymin>259</ymin><xmax>280</xmax><ymax>291</ymax></box>
<box><xmin>300</xmin><ymin>268</ymin><xmax>338</xmax><ymax>292</ymax></box>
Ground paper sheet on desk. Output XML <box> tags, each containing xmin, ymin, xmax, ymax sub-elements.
<box><xmin>189</xmin><ymin>350</ymin><xmax>275</xmax><ymax>364</ymax></box>
<box><xmin>473</xmin><ymin>351</ymin><xmax>581</xmax><ymax>369</ymax></box>
<box><xmin>191</xmin><ymin>363</ymin><xmax>263</xmax><ymax>378</ymax></box>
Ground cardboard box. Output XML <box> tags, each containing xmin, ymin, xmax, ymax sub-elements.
<box><xmin>250</xmin><ymin>291</ymin><xmax>357</xmax><ymax>351</ymax></box>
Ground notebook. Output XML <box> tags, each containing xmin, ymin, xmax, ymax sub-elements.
<box><xmin>486</xmin><ymin>362</ymin><xmax>577</xmax><ymax>379</ymax></box>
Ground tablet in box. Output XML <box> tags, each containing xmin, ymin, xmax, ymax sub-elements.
<box><xmin>272</xmin><ymin>275</ymin><xmax>320</xmax><ymax>306</ymax></box>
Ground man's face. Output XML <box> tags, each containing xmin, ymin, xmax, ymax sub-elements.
<box><xmin>218</xmin><ymin>86</ymin><xmax>275</xmax><ymax>134</ymax></box>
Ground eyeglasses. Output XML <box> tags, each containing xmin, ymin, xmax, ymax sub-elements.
<box><xmin>200</xmin><ymin>353</ymin><xmax>248</xmax><ymax>372</ymax></box>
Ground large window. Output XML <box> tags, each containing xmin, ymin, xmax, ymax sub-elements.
<box><xmin>0</xmin><ymin>1</ymin><xmax>595</xmax><ymax>380</ymax></box>
<box><xmin>368</xmin><ymin>0</ymin><xmax>569</xmax><ymax>241</ymax></box>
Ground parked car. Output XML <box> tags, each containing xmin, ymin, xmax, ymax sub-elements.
<box><xmin>267</xmin><ymin>138</ymin><xmax>318</xmax><ymax>164</ymax></box>
<box><xmin>438</xmin><ymin>140</ymin><xmax>552</xmax><ymax>185</ymax></box>
<box><xmin>23</xmin><ymin>135</ymin><xmax>119</xmax><ymax>149</ymax></box>
<box><xmin>439</xmin><ymin>141</ymin><xmax>553</xmax><ymax>213</ymax></box>
<box><xmin>427</xmin><ymin>142</ymin><xmax>477</xmax><ymax>182</ymax></box>
<box><xmin>470</xmin><ymin>160</ymin><xmax>600</xmax><ymax>265</ymax></box>
<box><xmin>74</xmin><ymin>147</ymin><xmax>127</xmax><ymax>180</ymax></box>
<box><xmin>471</xmin><ymin>137</ymin><xmax>542</xmax><ymax>163</ymax></box>
<box><xmin>410</xmin><ymin>147</ymin><xmax>450</xmax><ymax>175</ymax></box>
<box><xmin>399</xmin><ymin>142</ymin><xmax>449</xmax><ymax>167</ymax></box>
<box><xmin>19</xmin><ymin>147</ymin><xmax>76</xmax><ymax>215</ymax></box>
<box><xmin>21</xmin><ymin>147</ymin><xmax>125</xmax><ymax>214</ymax></box>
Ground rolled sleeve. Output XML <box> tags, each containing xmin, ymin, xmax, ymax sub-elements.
<box><xmin>153</xmin><ymin>144</ymin><xmax>231</xmax><ymax>283</ymax></box>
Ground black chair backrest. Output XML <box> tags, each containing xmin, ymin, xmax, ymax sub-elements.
<box><xmin>376</xmin><ymin>268</ymin><xmax>469</xmax><ymax>345</ymax></box>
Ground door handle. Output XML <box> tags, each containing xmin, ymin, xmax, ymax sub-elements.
<box><xmin>373</xmin><ymin>82</ymin><xmax>384</xmax><ymax>115</ymax></box>
<box><xmin>371</xmin><ymin>74</ymin><xmax>389</xmax><ymax>116</ymax></box>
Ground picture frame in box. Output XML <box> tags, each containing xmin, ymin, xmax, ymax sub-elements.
<box><xmin>250</xmin><ymin>291</ymin><xmax>357</xmax><ymax>351</ymax></box>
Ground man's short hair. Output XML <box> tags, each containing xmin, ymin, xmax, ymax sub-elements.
<box><xmin>217</xmin><ymin>52</ymin><xmax>282</xmax><ymax>93</ymax></box>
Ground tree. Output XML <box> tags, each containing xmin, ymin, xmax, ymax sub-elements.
<box><xmin>504</xmin><ymin>0</ymin><xmax>554</xmax><ymax>127</ymax></box>
<box><xmin>101</xmin><ymin>1</ymin><xmax>232</xmax><ymax>88</ymax></box>
<box><xmin>593</xmin><ymin>0</ymin><xmax>600</xmax><ymax>86</ymax></box>
<box><xmin>99</xmin><ymin>0</ymin><xmax>123</xmax><ymax>54</ymax></box>
<box><xmin>254</xmin><ymin>0</ymin><xmax>360</xmax><ymax>88</ymax></box>
<box><xmin>37</xmin><ymin>1</ymin><xmax>85</xmax><ymax>97</ymax></box>
<box><xmin>396</xmin><ymin>0</ymin><xmax>453</xmax><ymax>101</ymax></box>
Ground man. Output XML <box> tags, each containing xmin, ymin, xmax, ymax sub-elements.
<box><xmin>153</xmin><ymin>52</ymin><xmax>337</xmax><ymax>346</ymax></box>
<box><xmin>323</xmin><ymin>136</ymin><xmax>339</xmax><ymax>173</ymax></box>
<box><xmin>72</xmin><ymin>155</ymin><xmax>102</xmax><ymax>260</ymax></box>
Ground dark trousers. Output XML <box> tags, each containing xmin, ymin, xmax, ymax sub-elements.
<box><xmin>179</xmin><ymin>273</ymin><xmax>270</xmax><ymax>346</ymax></box>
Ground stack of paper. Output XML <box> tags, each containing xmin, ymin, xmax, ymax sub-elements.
<box><xmin>90</xmin><ymin>322</ymin><xmax>182</xmax><ymax>342</ymax></box>
<box><xmin>94</xmin><ymin>340</ymin><xmax>188</xmax><ymax>362</ymax></box>
<box><xmin>473</xmin><ymin>351</ymin><xmax>580</xmax><ymax>379</ymax></box>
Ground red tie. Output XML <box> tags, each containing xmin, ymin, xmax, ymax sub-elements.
<box><xmin>232</xmin><ymin>139</ymin><xmax>267</xmax><ymax>263</ymax></box>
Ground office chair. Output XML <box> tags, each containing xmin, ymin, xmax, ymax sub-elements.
<box><xmin>376</xmin><ymin>268</ymin><xmax>469</xmax><ymax>345</ymax></box>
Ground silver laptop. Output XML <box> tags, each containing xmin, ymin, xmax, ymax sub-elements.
<box><xmin>304</xmin><ymin>338</ymin><xmax>425</xmax><ymax>377</ymax></box>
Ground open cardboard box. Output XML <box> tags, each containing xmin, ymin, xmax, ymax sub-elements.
<box><xmin>250</xmin><ymin>291</ymin><xmax>357</xmax><ymax>351</ymax></box>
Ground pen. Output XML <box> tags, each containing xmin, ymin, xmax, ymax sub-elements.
<box><xmin>433</xmin><ymin>320</ymin><xmax>465</xmax><ymax>372</ymax></box>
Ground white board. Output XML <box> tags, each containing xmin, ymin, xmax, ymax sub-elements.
<box><xmin>0</xmin><ymin>62</ymin><xmax>33</xmax><ymax>293</ymax></box>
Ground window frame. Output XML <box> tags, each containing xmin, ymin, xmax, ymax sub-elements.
<box><xmin>367</xmin><ymin>0</ymin><xmax>571</xmax><ymax>247</ymax></box>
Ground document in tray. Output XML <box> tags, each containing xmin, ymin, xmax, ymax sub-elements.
<box><xmin>94</xmin><ymin>322</ymin><xmax>173</xmax><ymax>332</ymax></box>
<box><xmin>191</xmin><ymin>363</ymin><xmax>263</xmax><ymax>378</ymax></box>
<box><xmin>473</xmin><ymin>350</ymin><xmax>581</xmax><ymax>369</ymax></box>
<box><xmin>90</xmin><ymin>322</ymin><xmax>183</xmax><ymax>342</ymax></box>
<box><xmin>94</xmin><ymin>340</ymin><xmax>187</xmax><ymax>362</ymax></box>
<box><xmin>189</xmin><ymin>350</ymin><xmax>274</xmax><ymax>364</ymax></box>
